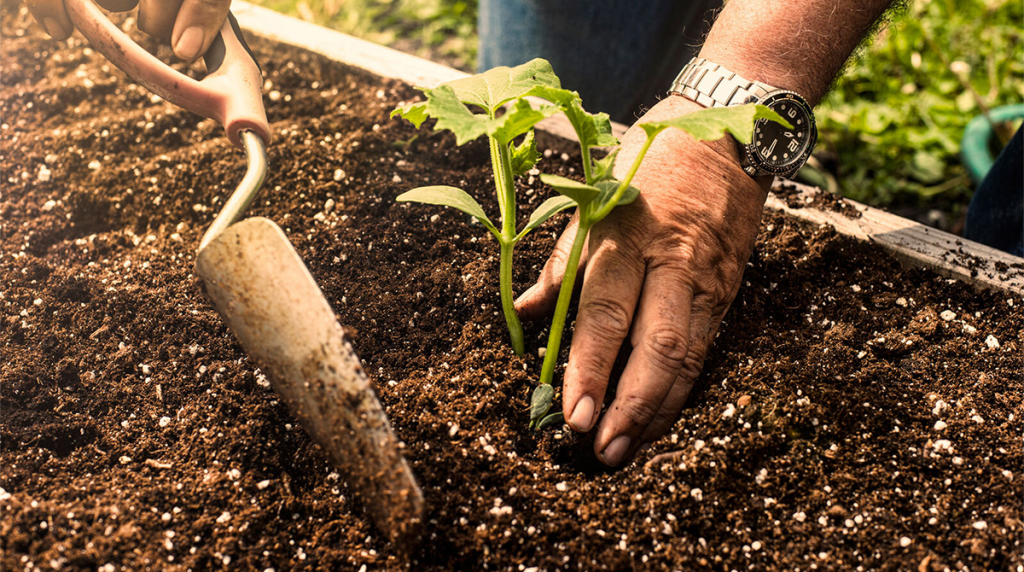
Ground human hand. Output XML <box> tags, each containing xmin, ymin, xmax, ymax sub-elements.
<box><xmin>25</xmin><ymin>0</ymin><xmax>232</xmax><ymax>61</ymax></box>
<box><xmin>516</xmin><ymin>95</ymin><xmax>771</xmax><ymax>467</ymax></box>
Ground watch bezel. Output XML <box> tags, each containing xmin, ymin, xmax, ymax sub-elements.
<box><xmin>744</xmin><ymin>90</ymin><xmax>817</xmax><ymax>177</ymax></box>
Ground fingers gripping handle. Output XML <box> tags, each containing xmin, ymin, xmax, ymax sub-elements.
<box><xmin>64</xmin><ymin>0</ymin><xmax>271</xmax><ymax>147</ymax></box>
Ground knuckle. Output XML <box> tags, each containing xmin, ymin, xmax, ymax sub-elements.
<box><xmin>644</xmin><ymin>324</ymin><xmax>689</xmax><ymax>370</ymax></box>
<box><xmin>581</xmin><ymin>297</ymin><xmax>632</xmax><ymax>339</ymax></box>
<box><xmin>612</xmin><ymin>394</ymin><xmax>660</xmax><ymax>429</ymax></box>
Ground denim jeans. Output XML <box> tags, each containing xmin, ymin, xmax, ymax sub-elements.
<box><xmin>478</xmin><ymin>0</ymin><xmax>722</xmax><ymax>123</ymax></box>
<box><xmin>964</xmin><ymin>126</ymin><xmax>1024</xmax><ymax>257</ymax></box>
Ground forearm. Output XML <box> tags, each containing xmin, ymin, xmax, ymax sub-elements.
<box><xmin>699</xmin><ymin>0</ymin><xmax>898</xmax><ymax>105</ymax></box>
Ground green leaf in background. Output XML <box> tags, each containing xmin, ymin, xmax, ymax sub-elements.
<box><xmin>591</xmin><ymin>149</ymin><xmax>619</xmax><ymax>182</ymax></box>
<box><xmin>540</xmin><ymin>174</ymin><xmax>601</xmax><ymax>205</ymax></box>
<box><xmin>396</xmin><ymin>186</ymin><xmax>498</xmax><ymax>235</ymax></box>
<box><xmin>444</xmin><ymin>58</ymin><xmax>560</xmax><ymax>114</ymax></box>
<box><xmin>510</xmin><ymin>130</ymin><xmax>539</xmax><ymax>177</ymax></box>
<box><xmin>530</xmin><ymin>384</ymin><xmax>555</xmax><ymax>426</ymax></box>
<box><xmin>909</xmin><ymin>151</ymin><xmax>946</xmax><ymax>184</ymax></box>
<box><xmin>641</xmin><ymin>104</ymin><xmax>791</xmax><ymax>143</ymax></box>
<box><xmin>517</xmin><ymin>195</ymin><xmax>576</xmax><ymax>241</ymax></box>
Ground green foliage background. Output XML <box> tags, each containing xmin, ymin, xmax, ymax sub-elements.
<box><xmin>251</xmin><ymin>0</ymin><xmax>1022</xmax><ymax>223</ymax></box>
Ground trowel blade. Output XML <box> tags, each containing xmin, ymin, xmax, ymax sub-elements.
<box><xmin>195</xmin><ymin>216</ymin><xmax>423</xmax><ymax>547</ymax></box>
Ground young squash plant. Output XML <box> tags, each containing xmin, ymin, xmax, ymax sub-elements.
<box><xmin>391</xmin><ymin>59</ymin><xmax>601</xmax><ymax>356</ymax></box>
<box><xmin>392</xmin><ymin>59</ymin><xmax>790</xmax><ymax>428</ymax></box>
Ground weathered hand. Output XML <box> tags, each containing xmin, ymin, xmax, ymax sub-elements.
<box><xmin>25</xmin><ymin>0</ymin><xmax>232</xmax><ymax>61</ymax></box>
<box><xmin>516</xmin><ymin>95</ymin><xmax>771</xmax><ymax>466</ymax></box>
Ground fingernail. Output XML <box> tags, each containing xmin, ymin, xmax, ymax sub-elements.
<box><xmin>515</xmin><ymin>283</ymin><xmax>538</xmax><ymax>306</ymax></box>
<box><xmin>174</xmin><ymin>26</ymin><xmax>204</xmax><ymax>60</ymax></box>
<box><xmin>600</xmin><ymin>435</ymin><xmax>632</xmax><ymax>467</ymax></box>
<box><xmin>43</xmin><ymin>17</ymin><xmax>66</xmax><ymax>39</ymax></box>
<box><xmin>568</xmin><ymin>396</ymin><xmax>595</xmax><ymax>432</ymax></box>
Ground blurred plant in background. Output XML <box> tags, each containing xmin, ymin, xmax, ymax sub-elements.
<box><xmin>250</xmin><ymin>0</ymin><xmax>479</xmax><ymax>71</ymax></box>
<box><xmin>804</xmin><ymin>0</ymin><xmax>1022</xmax><ymax>229</ymax></box>
<box><xmin>253</xmin><ymin>0</ymin><xmax>1021</xmax><ymax>230</ymax></box>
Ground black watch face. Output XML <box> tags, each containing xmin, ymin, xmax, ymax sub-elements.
<box><xmin>749</xmin><ymin>91</ymin><xmax>817</xmax><ymax>175</ymax></box>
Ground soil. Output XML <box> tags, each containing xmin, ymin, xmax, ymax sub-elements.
<box><xmin>2</xmin><ymin>6</ymin><xmax>1023</xmax><ymax>572</ymax></box>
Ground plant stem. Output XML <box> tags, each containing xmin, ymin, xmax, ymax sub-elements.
<box><xmin>491</xmin><ymin>137</ymin><xmax>525</xmax><ymax>355</ymax></box>
<box><xmin>581</xmin><ymin>144</ymin><xmax>593</xmax><ymax>184</ymax></box>
<box><xmin>500</xmin><ymin>240</ymin><xmax>526</xmax><ymax>355</ymax></box>
<box><xmin>537</xmin><ymin>219</ymin><xmax>591</xmax><ymax>385</ymax></box>
<box><xmin>592</xmin><ymin>135</ymin><xmax>655</xmax><ymax>222</ymax></box>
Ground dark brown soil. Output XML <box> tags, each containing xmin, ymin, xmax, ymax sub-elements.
<box><xmin>3</xmin><ymin>6</ymin><xmax>1022</xmax><ymax>572</ymax></box>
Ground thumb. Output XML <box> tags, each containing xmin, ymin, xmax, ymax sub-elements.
<box><xmin>25</xmin><ymin>0</ymin><xmax>73</xmax><ymax>40</ymax></box>
<box><xmin>515</xmin><ymin>211</ymin><xmax>589</xmax><ymax>321</ymax></box>
<box><xmin>171</xmin><ymin>0</ymin><xmax>232</xmax><ymax>62</ymax></box>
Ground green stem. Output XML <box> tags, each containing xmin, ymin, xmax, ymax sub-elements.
<box><xmin>581</xmin><ymin>144</ymin><xmax>593</xmax><ymax>184</ymax></box>
<box><xmin>538</xmin><ymin>219</ymin><xmax>592</xmax><ymax>385</ymax></box>
<box><xmin>592</xmin><ymin>135</ymin><xmax>655</xmax><ymax>222</ymax></box>
<box><xmin>500</xmin><ymin>240</ymin><xmax>526</xmax><ymax>355</ymax></box>
<box><xmin>492</xmin><ymin>136</ymin><xmax>525</xmax><ymax>355</ymax></box>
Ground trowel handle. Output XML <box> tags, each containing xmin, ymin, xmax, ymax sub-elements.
<box><xmin>64</xmin><ymin>0</ymin><xmax>271</xmax><ymax>147</ymax></box>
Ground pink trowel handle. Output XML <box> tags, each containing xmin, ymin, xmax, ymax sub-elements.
<box><xmin>64</xmin><ymin>0</ymin><xmax>271</xmax><ymax>147</ymax></box>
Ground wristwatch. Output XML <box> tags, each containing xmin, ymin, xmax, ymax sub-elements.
<box><xmin>669</xmin><ymin>57</ymin><xmax>817</xmax><ymax>179</ymax></box>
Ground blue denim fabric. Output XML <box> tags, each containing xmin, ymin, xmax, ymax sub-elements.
<box><xmin>964</xmin><ymin>126</ymin><xmax>1024</xmax><ymax>257</ymax></box>
<box><xmin>478</xmin><ymin>0</ymin><xmax>721</xmax><ymax>123</ymax></box>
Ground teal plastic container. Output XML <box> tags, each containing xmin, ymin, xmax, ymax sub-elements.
<box><xmin>960</xmin><ymin>103</ymin><xmax>1024</xmax><ymax>184</ymax></box>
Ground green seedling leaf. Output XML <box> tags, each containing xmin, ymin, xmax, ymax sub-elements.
<box><xmin>586</xmin><ymin>180</ymin><xmax>641</xmax><ymax>225</ymax></box>
<box><xmin>640</xmin><ymin>104</ymin><xmax>792</xmax><ymax>144</ymax></box>
<box><xmin>390</xmin><ymin>101</ymin><xmax>429</xmax><ymax>128</ymax></box>
<box><xmin>397</xmin><ymin>186</ymin><xmax>498</xmax><ymax>235</ymax></box>
<box><xmin>527</xmin><ymin>85</ymin><xmax>619</xmax><ymax>148</ymax></box>
<box><xmin>591</xmin><ymin>149</ymin><xmax>619</xmax><ymax>182</ymax></box>
<box><xmin>392</xmin><ymin>85</ymin><xmax>490</xmax><ymax>145</ymax></box>
<box><xmin>537</xmin><ymin>412</ymin><xmax>565</xmax><ymax>429</ymax></box>
<box><xmin>444</xmin><ymin>58</ymin><xmax>560</xmax><ymax>114</ymax></box>
<box><xmin>530</xmin><ymin>384</ymin><xmax>555</xmax><ymax>425</ymax></box>
<box><xmin>540</xmin><ymin>174</ymin><xmax>601</xmax><ymax>205</ymax></box>
<box><xmin>510</xmin><ymin>130</ymin><xmax>539</xmax><ymax>177</ymax></box>
<box><xmin>491</xmin><ymin>99</ymin><xmax>560</xmax><ymax>146</ymax></box>
<box><xmin>392</xmin><ymin>87</ymin><xmax>556</xmax><ymax>147</ymax></box>
<box><xmin>516</xmin><ymin>195</ymin><xmax>576</xmax><ymax>242</ymax></box>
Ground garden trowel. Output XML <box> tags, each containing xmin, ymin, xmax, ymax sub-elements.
<box><xmin>65</xmin><ymin>0</ymin><xmax>424</xmax><ymax>546</ymax></box>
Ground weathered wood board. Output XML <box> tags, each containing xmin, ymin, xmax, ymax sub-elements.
<box><xmin>231</xmin><ymin>1</ymin><xmax>1023</xmax><ymax>295</ymax></box>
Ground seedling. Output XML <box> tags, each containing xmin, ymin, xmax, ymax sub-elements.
<box><xmin>391</xmin><ymin>59</ymin><xmax>587</xmax><ymax>355</ymax></box>
<box><xmin>391</xmin><ymin>59</ymin><xmax>790</xmax><ymax>427</ymax></box>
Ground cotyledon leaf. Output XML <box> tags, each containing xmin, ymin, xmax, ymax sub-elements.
<box><xmin>639</xmin><ymin>103</ymin><xmax>792</xmax><ymax>144</ymax></box>
<box><xmin>586</xmin><ymin>179</ymin><xmax>641</xmax><ymax>224</ymax></box>
<box><xmin>539</xmin><ymin>174</ymin><xmax>601</xmax><ymax>206</ymax></box>
<box><xmin>530</xmin><ymin>384</ymin><xmax>555</xmax><ymax>425</ymax></box>
<box><xmin>396</xmin><ymin>186</ymin><xmax>498</xmax><ymax>235</ymax></box>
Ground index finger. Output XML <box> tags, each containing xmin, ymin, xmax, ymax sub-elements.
<box><xmin>562</xmin><ymin>227</ymin><xmax>644</xmax><ymax>434</ymax></box>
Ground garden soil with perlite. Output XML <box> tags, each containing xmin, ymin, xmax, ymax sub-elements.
<box><xmin>2</xmin><ymin>7</ymin><xmax>1022</xmax><ymax>571</ymax></box>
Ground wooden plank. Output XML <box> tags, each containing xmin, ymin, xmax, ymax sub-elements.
<box><xmin>232</xmin><ymin>1</ymin><xmax>1022</xmax><ymax>295</ymax></box>
<box><xmin>767</xmin><ymin>180</ymin><xmax>1024</xmax><ymax>294</ymax></box>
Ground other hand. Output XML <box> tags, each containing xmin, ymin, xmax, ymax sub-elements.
<box><xmin>25</xmin><ymin>0</ymin><xmax>232</xmax><ymax>61</ymax></box>
<box><xmin>515</xmin><ymin>95</ymin><xmax>770</xmax><ymax>467</ymax></box>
